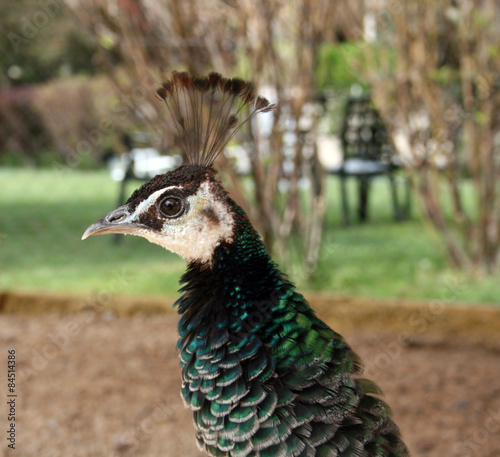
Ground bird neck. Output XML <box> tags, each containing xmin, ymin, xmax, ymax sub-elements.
<box><xmin>174</xmin><ymin>199</ymin><xmax>291</xmax><ymax>343</ymax></box>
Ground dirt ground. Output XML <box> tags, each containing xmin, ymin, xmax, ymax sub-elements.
<box><xmin>1</xmin><ymin>311</ymin><xmax>500</xmax><ymax>457</ymax></box>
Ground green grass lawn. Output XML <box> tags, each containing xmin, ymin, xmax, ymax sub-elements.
<box><xmin>1</xmin><ymin>167</ymin><xmax>498</xmax><ymax>304</ymax></box>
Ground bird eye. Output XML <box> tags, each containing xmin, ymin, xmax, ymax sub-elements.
<box><xmin>159</xmin><ymin>197</ymin><xmax>183</xmax><ymax>218</ymax></box>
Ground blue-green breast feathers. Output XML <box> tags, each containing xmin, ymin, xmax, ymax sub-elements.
<box><xmin>175</xmin><ymin>200</ymin><xmax>408</xmax><ymax>457</ymax></box>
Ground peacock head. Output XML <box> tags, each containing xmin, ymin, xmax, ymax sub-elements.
<box><xmin>82</xmin><ymin>165</ymin><xmax>235</xmax><ymax>264</ymax></box>
<box><xmin>82</xmin><ymin>72</ymin><xmax>274</xmax><ymax>265</ymax></box>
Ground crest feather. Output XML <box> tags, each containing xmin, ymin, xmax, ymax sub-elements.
<box><xmin>157</xmin><ymin>71</ymin><xmax>275</xmax><ymax>167</ymax></box>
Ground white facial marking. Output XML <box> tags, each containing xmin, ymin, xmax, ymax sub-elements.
<box><xmin>134</xmin><ymin>186</ymin><xmax>181</xmax><ymax>215</ymax></box>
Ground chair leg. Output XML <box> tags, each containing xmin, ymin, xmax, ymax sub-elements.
<box><xmin>403</xmin><ymin>176</ymin><xmax>412</xmax><ymax>219</ymax></box>
<box><xmin>358</xmin><ymin>177</ymin><xmax>369</xmax><ymax>222</ymax></box>
<box><xmin>340</xmin><ymin>175</ymin><xmax>350</xmax><ymax>226</ymax></box>
<box><xmin>389</xmin><ymin>173</ymin><xmax>401</xmax><ymax>221</ymax></box>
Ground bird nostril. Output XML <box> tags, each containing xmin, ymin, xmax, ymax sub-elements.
<box><xmin>108</xmin><ymin>212</ymin><xmax>127</xmax><ymax>224</ymax></box>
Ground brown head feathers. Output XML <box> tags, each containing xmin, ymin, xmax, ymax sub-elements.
<box><xmin>157</xmin><ymin>71</ymin><xmax>275</xmax><ymax>168</ymax></box>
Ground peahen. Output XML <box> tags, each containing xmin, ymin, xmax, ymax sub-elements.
<box><xmin>82</xmin><ymin>72</ymin><xmax>409</xmax><ymax>457</ymax></box>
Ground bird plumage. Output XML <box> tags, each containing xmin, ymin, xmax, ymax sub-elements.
<box><xmin>82</xmin><ymin>72</ymin><xmax>409</xmax><ymax>457</ymax></box>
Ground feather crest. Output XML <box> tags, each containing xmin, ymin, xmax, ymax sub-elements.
<box><xmin>157</xmin><ymin>71</ymin><xmax>275</xmax><ymax>167</ymax></box>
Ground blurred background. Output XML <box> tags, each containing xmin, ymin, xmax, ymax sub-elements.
<box><xmin>1</xmin><ymin>0</ymin><xmax>500</xmax><ymax>302</ymax></box>
<box><xmin>1</xmin><ymin>2</ymin><xmax>500</xmax><ymax>456</ymax></box>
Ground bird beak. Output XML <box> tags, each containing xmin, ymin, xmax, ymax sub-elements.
<box><xmin>81</xmin><ymin>205</ymin><xmax>145</xmax><ymax>240</ymax></box>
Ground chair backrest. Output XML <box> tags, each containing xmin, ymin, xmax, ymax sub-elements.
<box><xmin>341</xmin><ymin>96</ymin><xmax>394</xmax><ymax>165</ymax></box>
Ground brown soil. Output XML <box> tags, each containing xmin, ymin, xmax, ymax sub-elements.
<box><xmin>1</xmin><ymin>304</ymin><xmax>500</xmax><ymax>457</ymax></box>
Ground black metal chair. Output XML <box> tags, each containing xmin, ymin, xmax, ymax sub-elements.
<box><xmin>331</xmin><ymin>95</ymin><xmax>411</xmax><ymax>224</ymax></box>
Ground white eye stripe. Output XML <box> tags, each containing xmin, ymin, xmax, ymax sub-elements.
<box><xmin>134</xmin><ymin>186</ymin><xmax>183</xmax><ymax>215</ymax></box>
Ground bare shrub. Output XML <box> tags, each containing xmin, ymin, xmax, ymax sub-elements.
<box><xmin>365</xmin><ymin>0</ymin><xmax>500</xmax><ymax>272</ymax></box>
<box><xmin>66</xmin><ymin>0</ymin><xmax>360</xmax><ymax>273</ymax></box>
